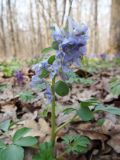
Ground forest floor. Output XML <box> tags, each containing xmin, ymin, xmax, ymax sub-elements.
<box><xmin>0</xmin><ymin>57</ymin><xmax>120</xmax><ymax>160</ymax></box>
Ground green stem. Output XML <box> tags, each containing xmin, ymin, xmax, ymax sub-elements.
<box><xmin>56</xmin><ymin>115</ymin><xmax>76</xmax><ymax>134</ymax></box>
<box><xmin>51</xmin><ymin>76</ymin><xmax>56</xmax><ymax>149</ymax></box>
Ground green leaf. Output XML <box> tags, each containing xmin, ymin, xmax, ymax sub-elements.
<box><xmin>0</xmin><ymin>144</ymin><xmax>24</xmax><ymax>160</ymax></box>
<box><xmin>39</xmin><ymin>69</ymin><xmax>49</xmax><ymax>78</ymax></box>
<box><xmin>32</xmin><ymin>82</ymin><xmax>46</xmax><ymax>91</ymax></box>
<box><xmin>80</xmin><ymin>99</ymin><xmax>98</xmax><ymax>107</ymax></box>
<box><xmin>109</xmin><ymin>78</ymin><xmax>120</xmax><ymax>96</ymax></box>
<box><xmin>3</xmin><ymin>67</ymin><xmax>13</xmax><ymax>77</ymax></box>
<box><xmin>13</xmin><ymin>127</ymin><xmax>31</xmax><ymax>142</ymax></box>
<box><xmin>63</xmin><ymin>108</ymin><xmax>76</xmax><ymax>115</ymax></box>
<box><xmin>0</xmin><ymin>120</ymin><xmax>11</xmax><ymax>132</ymax></box>
<box><xmin>95</xmin><ymin>105</ymin><xmax>120</xmax><ymax>116</ymax></box>
<box><xmin>55</xmin><ymin>80</ymin><xmax>69</xmax><ymax>96</ymax></box>
<box><xmin>19</xmin><ymin>91</ymin><xmax>36</xmax><ymax>102</ymax></box>
<box><xmin>14</xmin><ymin>136</ymin><xmax>37</xmax><ymax>147</ymax></box>
<box><xmin>62</xmin><ymin>135</ymin><xmax>90</xmax><ymax>154</ymax></box>
<box><xmin>48</xmin><ymin>55</ymin><xmax>55</xmax><ymax>64</ymax></box>
<box><xmin>66</xmin><ymin>72</ymin><xmax>93</xmax><ymax>85</ymax></box>
<box><xmin>2</xmin><ymin>60</ymin><xmax>21</xmax><ymax>77</ymax></box>
<box><xmin>96</xmin><ymin>119</ymin><xmax>105</xmax><ymax>126</ymax></box>
<box><xmin>41</xmin><ymin>47</ymin><xmax>54</xmax><ymax>54</ymax></box>
<box><xmin>0</xmin><ymin>84</ymin><xmax>7</xmax><ymax>92</ymax></box>
<box><xmin>0</xmin><ymin>149</ymin><xmax>4</xmax><ymax>158</ymax></box>
<box><xmin>0</xmin><ymin>141</ymin><xmax>6</xmax><ymax>149</ymax></box>
<box><xmin>39</xmin><ymin>105</ymin><xmax>51</xmax><ymax>118</ymax></box>
<box><xmin>33</xmin><ymin>142</ymin><xmax>55</xmax><ymax>160</ymax></box>
<box><xmin>77</xmin><ymin>106</ymin><xmax>94</xmax><ymax>121</ymax></box>
<box><xmin>52</xmin><ymin>41</ymin><xmax>59</xmax><ymax>50</ymax></box>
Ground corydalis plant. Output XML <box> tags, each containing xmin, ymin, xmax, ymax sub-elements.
<box><xmin>15</xmin><ymin>70</ymin><xmax>24</xmax><ymax>85</ymax></box>
<box><xmin>31</xmin><ymin>18</ymin><xmax>88</xmax><ymax>157</ymax></box>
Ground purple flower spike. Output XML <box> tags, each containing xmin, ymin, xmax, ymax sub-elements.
<box><xmin>52</xmin><ymin>18</ymin><xmax>88</xmax><ymax>69</ymax></box>
<box><xmin>52</xmin><ymin>25</ymin><xmax>64</xmax><ymax>42</ymax></box>
<box><xmin>15</xmin><ymin>70</ymin><xmax>24</xmax><ymax>85</ymax></box>
<box><xmin>31</xmin><ymin>18</ymin><xmax>88</xmax><ymax>102</ymax></box>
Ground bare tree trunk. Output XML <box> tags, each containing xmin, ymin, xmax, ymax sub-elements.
<box><xmin>7</xmin><ymin>0</ymin><xmax>17</xmax><ymax>57</ymax></box>
<box><xmin>88</xmin><ymin>0</ymin><xmax>95</xmax><ymax>53</ymax></box>
<box><xmin>30</xmin><ymin>0</ymin><xmax>36</xmax><ymax>56</ymax></box>
<box><xmin>63</xmin><ymin>0</ymin><xmax>74</xmax><ymax>28</ymax></box>
<box><xmin>61</xmin><ymin>0</ymin><xmax>67</xmax><ymax>26</ymax></box>
<box><xmin>0</xmin><ymin>0</ymin><xmax>7</xmax><ymax>57</ymax></box>
<box><xmin>38</xmin><ymin>0</ymin><xmax>49</xmax><ymax>45</ymax></box>
<box><xmin>13</xmin><ymin>0</ymin><xmax>20</xmax><ymax>57</ymax></box>
<box><xmin>77</xmin><ymin>0</ymin><xmax>82</xmax><ymax>21</ymax></box>
<box><xmin>110</xmin><ymin>0</ymin><xmax>120</xmax><ymax>53</ymax></box>
<box><xmin>94</xmin><ymin>0</ymin><xmax>98</xmax><ymax>54</ymax></box>
<box><xmin>35</xmin><ymin>0</ymin><xmax>43</xmax><ymax>52</ymax></box>
<box><xmin>68</xmin><ymin>0</ymin><xmax>73</xmax><ymax>17</ymax></box>
<box><xmin>50</xmin><ymin>0</ymin><xmax>58</xmax><ymax>24</ymax></box>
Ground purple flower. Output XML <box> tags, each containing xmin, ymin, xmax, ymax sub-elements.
<box><xmin>31</xmin><ymin>75</ymin><xmax>45</xmax><ymax>87</ymax></box>
<box><xmin>100</xmin><ymin>53</ymin><xmax>107</xmax><ymax>60</ymax></box>
<box><xmin>44</xmin><ymin>86</ymin><xmax>53</xmax><ymax>103</ymax></box>
<box><xmin>114</xmin><ymin>53</ymin><xmax>120</xmax><ymax>58</ymax></box>
<box><xmin>52</xmin><ymin>18</ymin><xmax>88</xmax><ymax>68</ymax></box>
<box><xmin>31</xmin><ymin>18</ymin><xmax>88</xmax><ymax>102</ymax></box>
<box><xmin>52</xmin><ymin>25</ymin><xmax>64</xmax><ymax>42</ymax></box>
<box><xmin>32</xmin><ymin>63</ymin><xmax>41</xmax><ymax>75</ymax></box>
<box><xmin>32</xmin><ymin>60</ymin><xmax>50</xmax><ymax>75</ymax></box>
<box><xmin>68</xmin><ymin>17</ymin><xmax>88</xmax><ymax>37</ymax></box>
<box><xmin>41</xmin><ymin>60</ymin><xmax>50</xmax><ymax>70</ymax></box>
<box><xmin>15</xmin><ymin>70</ymin><xmax>24</xmax><ymax>85</ymax></box>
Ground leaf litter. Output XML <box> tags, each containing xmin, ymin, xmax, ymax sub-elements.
<box><xmin>0</xmin><ymin>63</ymin><xmax>120</xmax><ymax>160</ymax></box>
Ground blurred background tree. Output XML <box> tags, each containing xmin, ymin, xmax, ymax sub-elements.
<box><xmin>110</xmin><ymin>0</ymin><xmax>120</xmax><ymax>53</ymax></box>
<box><xmin>0</xmin><ymin>0</ymin><xmax>119</xmax><ymax>60</ymax></box>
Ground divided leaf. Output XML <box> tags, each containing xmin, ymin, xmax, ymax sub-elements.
<box><xmin>63</xmin><ymin>135</ymin><xmax>90</xmax><ymax>154</ymax></box>
<box><xmin>66</xmin><ymin>72</ymin><xmax>93</xmax><ymax>85</ymax></box>
<box><xmin>19</xmin><ymin>91</ymin><xmax>35</xmax><ymax>102</ymax></box>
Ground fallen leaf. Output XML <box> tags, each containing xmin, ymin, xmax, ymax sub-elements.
<box><xmin>107</xmin><ymin>134</ymin><xmax>120</xmax><ymax>153</ymax></box>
